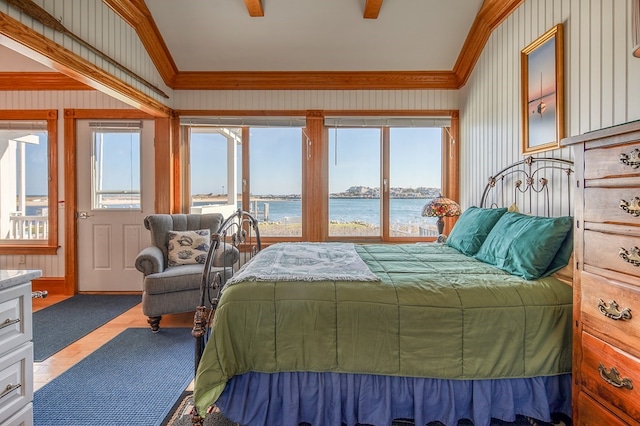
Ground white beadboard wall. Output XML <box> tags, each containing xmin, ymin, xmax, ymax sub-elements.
<box><xmin>0</xmin><ymin>90</ymin><xmax>134</xmax><ymax>277</ymax></box>
<box><xmin>460</xmin><ymin>0</ymin><xmax>640</xmax><ymax>210</ymax></box>
<box><xmin>172</xmin><ymin>89</ymin><xmax>459</xmax><ymax>111</ymax></box>
<box><xmin>0</xmin><ymin>0</ymin><xmax>172</xmax><ymax>104</ymax></box>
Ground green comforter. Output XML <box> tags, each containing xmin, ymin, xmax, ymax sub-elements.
<box><xmin>194</xmin><ymin>243</ymin><xmax>573</xmax><ymax>415</ymax></box>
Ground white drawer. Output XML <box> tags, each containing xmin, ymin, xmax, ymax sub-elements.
<box><xmin>0</xmin><ymin>403</ymin><xmax>32</xmax><ymax>426</ymax></box>
<box><xmin>0</xmin><ymin>344</ymin><xmax>33</xmax><ymax>425</ymax></box>
<box><xmin>0</xmin><ymin>284</ymin><xmax>31</xmax><ymax>355</ymax></box>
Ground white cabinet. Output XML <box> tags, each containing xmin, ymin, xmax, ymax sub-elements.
<box><xmin>0</xmin><ymin>271</ymin><xmax>41</xmax><ymax>426</ymax></box>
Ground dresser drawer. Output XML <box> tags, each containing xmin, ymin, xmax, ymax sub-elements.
<box><xmin>0</xmin><ymin>284</ymin><xmax>31</xmax><ymax>355</ymax></box>
<box><xmin>584</xmin><ymin>230</ymin><xmax>640</xmax><ymax>278</ymax></box>
<box><xmin>581</xmin><ymin>332</ymin><xmax>640</xmax><ymax>421</ymax></box>
<box><xmin>0</xmin><ymin>403</ymin><xmax>32</xmax><ymax>426</ymax></box>
<box><xmin>0</xmin><ymin>344</ymin><xmax>33</xmax><ymax>425</ymax></box>
<box><xmin>581</xmin><ymin>271</ymin><xmax>640</xmax><ymax>356</ymax></box>
<box><xmin>577</xmin><ymin>392</ymin><xmax>629</xmax><ymax>425</ymax></box>
<box><xmin>584</xmin><ymin>187</ymin><xmax>640</xmax><ymax>225</ymax></box>
<box><xmin>585</xmin><ymin>141</ymin><xmax>640</xmax><ymax>180</ymax></box>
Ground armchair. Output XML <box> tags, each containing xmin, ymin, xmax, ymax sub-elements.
<box><xmin>135</xmin><ymin>213</ymin><xmax>237</xmax><ymax>332</ymax></box>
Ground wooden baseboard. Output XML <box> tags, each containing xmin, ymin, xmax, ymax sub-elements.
<box><xmin>32</xmin><ymin>277</ymin><xmax>68</xmax><ymax>295</ymax></box>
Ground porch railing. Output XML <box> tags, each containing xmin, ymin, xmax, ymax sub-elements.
<box><xmin>9</xmin><ymin>215</ymin><xmax>48</xmax><ymax>239</ymax></box>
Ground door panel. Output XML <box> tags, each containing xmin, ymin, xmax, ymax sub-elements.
<box><xmin>76</xmin><ymin>120</ymin><xmax>153</xmax><ymax>291</ymax></box>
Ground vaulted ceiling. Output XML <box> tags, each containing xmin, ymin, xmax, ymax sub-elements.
<box><xmin>0</xmin><ymin>0</ymin><xmax>524</xmax><ymax>92</ymax></box>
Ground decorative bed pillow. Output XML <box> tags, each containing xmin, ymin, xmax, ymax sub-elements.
<box><xmin>167</xmin><ymin>229</ymin><xmax>210</xmax><ymax>266</ymax></box>
<box><xmin>544</xmin><ymin>227</ymin><xmax>574</xmax><ymax>276</ymax></box>
<box><xmin>446</xmin><ymin>206</ymin><xmax>508</xmax><ymax>256</ymax></box>
<box><xmin>474</xmin><ymin>212</ymin><xmax>573</xmax><ymax>280</ymax></box>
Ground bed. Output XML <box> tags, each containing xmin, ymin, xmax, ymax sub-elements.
<box><xmin>191</xmin><ymin>157</ymin><xmax>575</xmax><ymax>426</ymax></box>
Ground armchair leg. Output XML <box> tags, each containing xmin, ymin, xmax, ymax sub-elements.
<box><xmin>147</xmin><ymin>316</ymin><xmax>162</xmax><ymax>332</ymax></box>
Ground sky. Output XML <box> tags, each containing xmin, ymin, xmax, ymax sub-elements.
<box><xmin>21</xmin><ymin>126</ymin><xmax>443</xmax><ymax>197</ymax></box>
<box><xmin>190</xmin><ymin>126</ymin><xmax>442</xmax><ymax>196</ymax></box>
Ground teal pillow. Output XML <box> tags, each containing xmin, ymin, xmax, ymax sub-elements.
<box><xmin>543</xmin><ymin>227</ymin><xmax>574</xmax><ymax>276</ymax></box>
<box><xmin>446</xmin><ymin>207</ymin><xmax>508</xmax><ymax>256</ymax></box>
<box><xmin>474</xmin><ymin>212</ymin><xmax>573</xmax><ymax>280</ymax></box>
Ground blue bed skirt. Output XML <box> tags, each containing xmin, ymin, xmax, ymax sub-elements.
<box><xmin>215</xmin><ymin>372</ymin><xmax>572</xmax><ymax>426</ymax></box>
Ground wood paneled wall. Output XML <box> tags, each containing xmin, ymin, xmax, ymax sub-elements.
<box><xmin>0</xmin><ymin>90</ymin><xmax>131</xmax><ymax>277</ymax></box>
<box><xmin>0</xmin><ymin>0</ymin><xmax>170</xmax><ymax>103</ymax></box>
<box><xmin>459</xmin><ymin>0</ymin><xmax>640</xmax><ymax>210</ymax></box>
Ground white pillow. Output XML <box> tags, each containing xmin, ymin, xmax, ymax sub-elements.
<box><xmin>167</xmin><ymin>229</ymin><xmax>210</xmax><ymax>266</ymax></box>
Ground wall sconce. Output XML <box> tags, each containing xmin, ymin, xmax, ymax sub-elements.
<box><xmin>634</xmin><ymin>0</ymin><xmax>640</xmax><ymax>57</ymax></box>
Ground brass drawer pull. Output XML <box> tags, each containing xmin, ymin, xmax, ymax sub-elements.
<box><xmin>620</xmin><ymin>148</ymin><xmax>640</xmax><ymax>169</ymax></box>
<box><xmin>598</xmin><ymin>299</ymin><xmax>632</xmax><ymax>320</ymax></box>
<box><xmin>620</xmin><ymin>197</ymin><xmax>640</xmax><ymax>217</ymax></box>
<box><xmin>598</xmin><ymin>363</ymin><xmax>634</xmax><ymax>390</ymax></box>
<box><xmin>0</xmin><ymin>318</ymin><xmax>20</xmax><ymax>330</ymax></box>
<box><xmin>620</xmin><ymin>247</ymin><xmax>640</xmax><ymax>267</ymax></box>
<box><xmin>0</xmin><ymin>383</ymin><xmax>21</xmax><ymax>400</ymax></box>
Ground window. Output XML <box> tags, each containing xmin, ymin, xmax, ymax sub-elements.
<box><xmin>328</xmin><ymin>128</ymin><xmax>381</xmax><ymax>237</ymax></box>
<box><xmin>90</xmin><ymin>123</ymin><xmax>142</xmax><ymax>210</ymax></box>
<box><xmin>249</xmin><ymin>127</ymin><xmax>302</xmax><ymax>237</ymax></box>
<box><xmin>186</xmin><ymin>127</ymin><xmax>241</xmax><ymax>219</ymax></box>
<box><xmin>181</xmin><ymin>117</ymin><xmax>305</xmax><ymax>239</ymax></box>
<box><xmin>389</xmin><ymin>127</ymin><xmax>442</xmax><ymax>237</ymax></box>
<box><xmin>179</xmin><ymin>113</ymin><xmax>457</xmax><ymax>243</ymax></box>
<box><xmin>0</xmin><ymin>110</ymin><xmax>58</xmax><ymax>254</ymax></box>
<box><xmin>325</xmin><ymin>116</ymin><xmax>450</xmax><ymax>240</ymax></box>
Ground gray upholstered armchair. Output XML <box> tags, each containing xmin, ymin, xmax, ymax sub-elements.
<box><xmin>135</xmin><ymin>213</ymin><xmax>238</xmax><ymax>332</ymax></box>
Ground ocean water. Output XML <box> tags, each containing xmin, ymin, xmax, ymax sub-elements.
<box><xmin>25</xmin><ymin>198</ymin><xmax>437</xmax><ymax>227</ymax></box>
<box><xmin>197</xmin><ymin>198</ymin><xmax>436</xmax><ymax>227</ymax></box>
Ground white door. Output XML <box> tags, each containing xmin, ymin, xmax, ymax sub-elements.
<box><xmin>76</xmin><ymin>120</ymin><xmax>155</xmax><ymax>291</ymax></box>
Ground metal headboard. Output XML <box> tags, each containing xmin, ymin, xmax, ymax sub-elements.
<box><xmin>480</xmin><ymin>156</ymin><xmax>574</xmax><ymax>217</ymax></box>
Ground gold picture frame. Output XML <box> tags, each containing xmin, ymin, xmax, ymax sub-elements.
<box><xmin>521</xmin><ymin>24</ymin><xmax>564</xmax><ymax>154</ymax></box>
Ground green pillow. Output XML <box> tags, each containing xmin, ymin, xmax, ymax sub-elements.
<box><xmin>446</xmin><ymin>207</ymin><xmax>508</xmax><ymax>256</ymax></box>
<box><xmin>474</xmin><ymin>212</ymin><xmax>573</xmax><ymax>280</ymax></box>
<box><xmin>543</xmin><ymin>227</ymin><xmax>574</xmax><ymax>276</ymax></box>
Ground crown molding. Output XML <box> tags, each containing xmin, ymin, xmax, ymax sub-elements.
<box><xmin>0</xmin><ymin>72</ymin><xmax>93</xmax><ymax>90</ymax></box>
<box><xmin>104</xmin><ymin>0</ymin><xmax>523</xmax><ymax>90</ymax></box>
<box><xmin>172</xmin><ymin>70</ymin><xmax>459</xmax><ymax>90</ymax></box>
<box><xmin>1</xmin><ymin>1</ymin><xmax>523</xmax><ymax>93</ymax></box>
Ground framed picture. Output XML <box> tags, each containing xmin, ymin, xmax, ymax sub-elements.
<box><xmin>521</xmin><ymin>24</ymin><xmax>564</xmax><ymax>154</ymax></box>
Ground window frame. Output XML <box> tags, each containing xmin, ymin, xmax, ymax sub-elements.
<box><xmin>177</xmin><ymin>110</ymin><xmax>459</xmax><ymax>244</ymax></box>
<box><xmin>89</xmin><ymin>127</ymin><xmax>143</xmax><ymax>211</ymax></box>
<box><xmin>0</xmin><ymin>110</ymin><xmax>59</xmax><ymax>255</ymax></box>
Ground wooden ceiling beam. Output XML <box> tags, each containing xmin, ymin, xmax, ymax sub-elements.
<box><xmin>453</xmin><ymin>0</ymin><xmax>524</xmax><ymax>87</ymax></box>
<box><xmin>0</xmin><ymin>72</ymin><xmax>93</xmax><ymax>90</ymax></box>
<box><xmin>103</xmin><ymin>0</ymin><xmax>178</xmax><ymax>86</ymax></box>
<box><xmin>0</xmin><ymin>11</ymin><xmax>171</xmax><ymax>117</ymax></box>
<box><xmin>244</xmin><ymin>0</ymin><xmax>264</xmax><ymax>17</ymax></box>
<box><xmin>363</xmin><ymin>0</ymin><xmax>383</xmax><ymax>19</ymax></box>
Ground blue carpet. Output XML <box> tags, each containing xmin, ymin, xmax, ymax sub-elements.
<box><xmin>33</xmin><ymin>294</ymin><xmax>141</xmax><ymax>361</ymax></box>
<box><xmin>34</xmin><ymin>327</ymin><xmax>194</xmax><ymax>426</ymax></box>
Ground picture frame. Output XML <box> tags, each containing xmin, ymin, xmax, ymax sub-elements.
<box><xmin>521</xmin><ymin>24</ymin><xmax>564</xmax><ymax>154</ymax></box>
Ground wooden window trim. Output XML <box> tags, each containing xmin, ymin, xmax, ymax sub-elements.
<box><xmin>176</xmin><ymin>110</ymin><xmax>459</xmax><ymax>243</ymax></box>
<box><xmin>0</xmin><ymin>110</ymin><xmax>58</xmax><ymax>255</ymax></box>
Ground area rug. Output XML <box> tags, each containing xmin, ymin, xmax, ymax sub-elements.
<box><xmin>33</xmin><ymin>294</ymin><xmax>141</xmax><ymax>361</ymax></box>
<box><xmin>34</xmin><ymin>327</ymin><xmax>194</xmax><ymax>426</ymax></box>
<box><xmin>163</xmin><ymin>392</ymin><xmax>569</xmax><ymax>426</ymax></box>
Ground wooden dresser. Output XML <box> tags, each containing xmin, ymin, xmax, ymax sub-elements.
<box><xmin>563</xmin><ymin>121</ymin><xmax>640</xmax><ymax>425</ymax></box>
